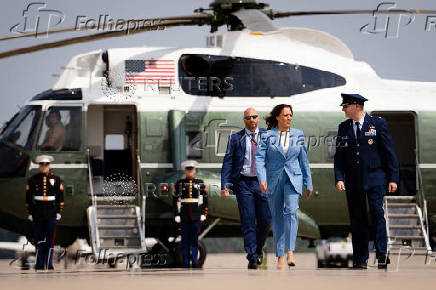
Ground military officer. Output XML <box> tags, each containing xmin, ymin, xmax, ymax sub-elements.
<box><xmin>173</xmin><ymin>160</ymin><xmax>208</xmax><ymax>268</ymax></box>
<box><xmin>25</xmin><ymin>155</ymin><xmax>64</xmax><ymax>270</ymax></box>
<box><xmin>334</xmin><ymin>93</ymin><xmax>399</xmax><ymax>269</ymax></box>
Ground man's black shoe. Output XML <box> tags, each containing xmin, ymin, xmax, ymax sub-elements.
<box><xmin>352</xmin><ymin>261</ymin><xmax>367</xmax><ymax>269</ymax></box>
<box><xmin>248</xmin><ymin>260</ymin><xmax>258</xmax><ymax>269</ymax></box>
<box><xmin>377</xmin><ymin>254</ymin><xmax>390</xmax><ymax>269</ymax></box>
<box><xmin>256</xmin><ymin>253</ymin><xmax>263</xmax><ymax>265</ymax></box>
<box><xmin>192</xmin><ymin>264</ymin><xmax>203</xmax><ymax>269</ymax></box>
<box><xmin>47</xmin><ymin>265</ymin><xmax>54</xmax><ymax>270</ymax></box>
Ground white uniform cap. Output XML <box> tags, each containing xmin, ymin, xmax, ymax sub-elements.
<box><xmin>35</xmin><ymin>155</ymin><xmax>54</xmax><ymax>163</ymax></box>
<box><xmin>181</xmin><ymin>160</ymin><xmax>199</xmax><ymax>169</ymax></box>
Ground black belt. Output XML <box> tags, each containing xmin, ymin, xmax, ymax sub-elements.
<box><xmin>239</xmin><ymin>174</ymin><xmax>258</xmax><ymax>180</ymax></box>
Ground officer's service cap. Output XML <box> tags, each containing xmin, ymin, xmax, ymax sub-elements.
<box><xmin>340</xmin><ymin>93</ymin><xmax>368</xmax><ymax>106</ymax></box>
<box><xmin>35</xmin><ymin>155</ymin><xmax>54</xmax><ymax>164</ymax></box>
<box><xmin>181</xmin><ymin>160</ymin><xmax>199</xmax><ymax>169</ymax></box>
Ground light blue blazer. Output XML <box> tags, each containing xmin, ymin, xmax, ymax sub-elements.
<box><xmin>255</xmin><ymin>127</ymin><xmax>313</xmax><ymax>195</ymax></box>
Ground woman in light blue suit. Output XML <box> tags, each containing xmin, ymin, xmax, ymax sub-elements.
<box><xmin>255</xmin><ymin>104</ymin><xmax>313</xmax><ymax>269</ymax></box>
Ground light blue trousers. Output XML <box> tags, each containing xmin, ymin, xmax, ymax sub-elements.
<box><xmin>267</xmin><ymin>171</ymin><xmax>300</xmax><ymax>257</ymax></box>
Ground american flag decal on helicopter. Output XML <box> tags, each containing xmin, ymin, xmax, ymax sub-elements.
<box><xmin>125</xmin><ymin>59</ymin><xmax>175</xmax><ymax>85</ymax></box>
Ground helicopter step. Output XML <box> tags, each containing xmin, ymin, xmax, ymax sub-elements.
<box><xmin>384</xmin><ymin>196</ymin><xmax>432</xmax><ymax>262</ymax></box>
<box><xmin>87</xmin><ymin>205</ymin><xmax>147</xmax><ymax>257</ymax></box>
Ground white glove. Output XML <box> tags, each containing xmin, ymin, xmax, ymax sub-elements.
<box><xmin>28</xmin><ymin>215</ymin><xmax>33</xmax><ymax>222</ymax></box>
<box><xmin>200</xmin><ymin>215</ymin><xmax>206</xmax><ymax>222</ymax></box>
<box><xmin>56</xmin><ymin>213</ymin><xmax>61</xmax><ymax>221</ymax></box>
<box><xmin>174</xmin><ymin>216</ymin><xmax>181</xmax><ymax>223</ymax></box>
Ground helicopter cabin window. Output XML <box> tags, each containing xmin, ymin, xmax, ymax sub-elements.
<box><xmin>326</xmin><ymin>131</ymin><xmax>338</xmax><ymax>159</ymax></box>
<box><xmin>38</xmin><ymin>107</ymin><xmax>82</xmax><ymax>152</ymax></box>
<box><xmin>215</xmin><ymin>128</ymin><xmax>240</xmax><ymax>156</ymax></box>
<box><xmin>179</xmin><ymin>54</ymin><xmax>346</xmax><ymax>97</ymax></box>
<box><xmin>186</xmin><ymin>131</ymin><xmax>202</xmax><ymax>158</ymax></box>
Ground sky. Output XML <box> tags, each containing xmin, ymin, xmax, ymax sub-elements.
<box><xmin>0</xmin><ymin>0</ymin><xmax>435</xmax><ymax>124</ymax></box>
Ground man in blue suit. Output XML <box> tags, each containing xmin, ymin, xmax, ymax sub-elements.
<box><xmin>221</xmin><ymin>107</ymin><xmax>271</xmax><ymax>269</ymax></box>
<box><xmin>334</xmin><ymin>93</ymin><xmax>399</xmax><ymax>269</ymax></box>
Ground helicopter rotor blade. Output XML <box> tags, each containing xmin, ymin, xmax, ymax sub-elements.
<box><xmin>0</xmin><ymin>16</ymin><xmax>213</xmax><ymax>60</ymax></box>
<box><xmin>0</xmin><ymin>13</ymin><xmax>212</xmax><ymax>42</ymax></box>
<box><xmin>267</xmin><ymin>9</ymin><xmax>436</xmax><ymax>19</ymax></box>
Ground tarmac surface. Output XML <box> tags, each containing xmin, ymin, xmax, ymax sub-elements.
<box><xmin>0</xmin><ymin>253</ymin><xmax>435</xmax><ymax>290</ymax></box>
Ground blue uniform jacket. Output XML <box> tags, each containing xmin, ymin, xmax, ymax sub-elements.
<box><xmin>334</xmin><ymin>113</ymin><xmax>399</xmax><ymax>191</ymax></box>
<box><xmin>255</xmin><ymin>127</ymin><xmax>313</xmax><ymax>195</ymax></box>
<box><xmin>221</xmin><ymin>128</ymin><xmax>266</xmax><ymax>190</ymax></box>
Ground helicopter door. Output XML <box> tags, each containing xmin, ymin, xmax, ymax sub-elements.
<box><xmin>87</xmin><ymin>105</ymin><xmax>138</xmax><ymax>192</ymax></box>
<box><xmin>371</xmin><ymin>111</ymin><xmax>417</xmax><ymax>196</ymax></box>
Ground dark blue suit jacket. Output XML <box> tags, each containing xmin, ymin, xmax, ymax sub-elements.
<box><xmin>221</xmin><ymin>128</ymin><xmax>266</xmax><ymax>191</ymax></box>
<box><xmin>334</xmin><ymin>113</ymin><xmax>399</xmax><ymax>191</ymax></box>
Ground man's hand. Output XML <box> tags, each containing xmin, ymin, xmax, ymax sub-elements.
<box><xmin>200</xmin><ymin>215</ymin><xmax>206</xmax><ymax>222</ymax></box>
<box><xmin>221</xmin><ymin>189</ymin><xmax>230</xmax><ymax>199</ymax></box>
<box><xmin>260</xmin><ymin>182</ymin><xmax>267</xmax><ymax>193</ymax></box>
<box><xmin>388</xmin><ymin>182</ymin><xmax>398</xmax><ymax>193</ymax></box>
<box><xmin>306</xmin><ymin>189</ymin><xmax>313</xmax><ymax>200</ymax></box>
<box><xmin>56</xmin><ymin>213</ymin><xmax>61</xmax><ymax>221</ymax></box>
<box><xmin>28</xmin><ymin>215</ymin><xmax>33</xmax><ymax>222</ymax></box>
<box><xmin>336</xmin><ymin>181</ymin><xmax>345</xmax><ymax>192</ymax></box>
<box><xmin>174</xmin><ymin>216</ymin><xmax>181</xmax><ymax>223</ymax></box>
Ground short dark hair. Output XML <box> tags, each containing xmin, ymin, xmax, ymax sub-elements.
<box><xmin>264</xmin><ymin>104</ymin><xmax>293</xmax><ymax>130</ymax></box>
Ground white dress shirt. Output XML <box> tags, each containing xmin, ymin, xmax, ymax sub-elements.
<box><xmin>279</xmin><ymin>130</ymin><xmax>290</xmax><ymax>155</ymax></box>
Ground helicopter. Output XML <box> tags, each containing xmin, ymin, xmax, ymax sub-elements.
<box><xmin>0</xmin><ymin>0</ymin><xmax>435</xmax><ymax>267</ymax></box>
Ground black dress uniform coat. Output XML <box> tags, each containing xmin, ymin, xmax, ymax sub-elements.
<box><xmin>173</xmin><ymin>178</ymin><xmax>208</xmax><ymax>222</ymax></box>
<box><xmin>334</xmin><ymin>113</ymin><xmax>399</xmax><ymax>190</ymax></box>
<box><xmin>25</xmin><ymin>172</ymin><xmax>64</xmax><ymax>220</ymax></box>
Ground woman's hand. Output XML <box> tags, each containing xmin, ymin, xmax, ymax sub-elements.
<box><xmin>260</xmin><ymin>182</ymin><xmax>267</xmax><ymax>193</ymax></box>
<box><xmin>306</xmin><ymin>189</ymin><xmax>313</xmax><ymax>200</ymax></box>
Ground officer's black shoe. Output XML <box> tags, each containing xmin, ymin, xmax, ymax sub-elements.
<box><xmin>34</xmin><ymin>265</ymin><xmax>45</xmax><ymax>271</ymax></box>
<box><xmin>47</xmin><ymin>265</ymin><xmax>54</xmax><ymax>270</ymax></box>
<box><xmin>256</xmin><ymin>253</ymin><xmax>263</xmax><ymax>265</ymax></box>
<box><xmin>352</xmin><ymin>261</ymin><xmax>368</xmax><ymax>269</ymax></box>
<box><xmin>248</xmin><ymin>260</ymin><xmax>258</xmax><ymax>269</ymax></box>
<box><xmin>377</xmin><ymin>254</ymin><xmax>390</xmax><ymax>269</ymax></box>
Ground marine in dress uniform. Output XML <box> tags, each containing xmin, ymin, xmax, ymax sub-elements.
<box><xmin>25</xmin><ymin>155</ymin><xmax>64</xmax><ymax>270</ymax></box>
<box><xmin>173</xmin><ymin>160</ymin><xmax>208</xmax><ymax>268</ymax></box>
<box><xmin>334</xmin><ymin>93</ymin><xmax>399</xmax><ymax>269</ymax></box>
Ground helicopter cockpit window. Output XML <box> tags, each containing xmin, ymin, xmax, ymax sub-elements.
<box><xmin>1</xmin><ymin>105</ymin><xmax>42</xmax><ymax>150</ymax></box>
<box><xmin>215</xmin><ymin>128</ymin><xmax>240</xmax><ymax>156</ymax></box>
<box><xmin>179</xmin><ymin>54</ymin><xmax>346</xmax><ymax>97</ymax></box>
<box><xmin>38</xmin><ymin>107</ymin><xmax>82</xmax><ymax>152</ymax></box>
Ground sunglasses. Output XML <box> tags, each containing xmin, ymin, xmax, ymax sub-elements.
<box><xmin>244</xmin><ymin>115</ymin><xmax>258</xmax><ymax>120</ymax></box>
<box><xmin>39</xmin><ymin>162</ymin><xmax>50</xmax><ymax>166</ymax></box>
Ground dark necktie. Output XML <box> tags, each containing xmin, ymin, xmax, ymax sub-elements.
<box><xmin>251</xmin><ymin>132</ymin><xmax>257</xmax><ymax>175</ymax></box>
<box><xmin>355</xmin><ymin>121</ymin><xmax>361</xmax><ymax>140</ymax></box>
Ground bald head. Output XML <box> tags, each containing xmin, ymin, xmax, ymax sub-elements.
<box><xmin>243</xmin><ymin>107</ymin><xmax>259</xmax><ymax>132</ymax></box>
